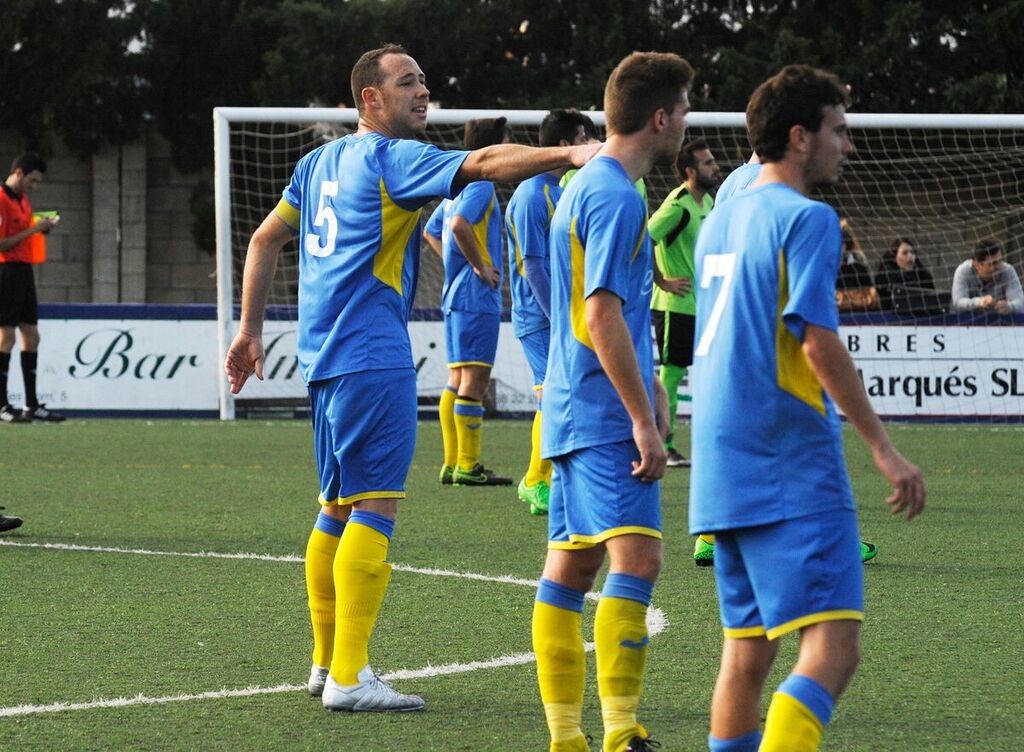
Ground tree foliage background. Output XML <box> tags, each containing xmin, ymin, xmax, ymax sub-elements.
<box><xmin>2</xmin><ymin>0</ymin><xmax>1022</xmax><ymax>174</ymax></box>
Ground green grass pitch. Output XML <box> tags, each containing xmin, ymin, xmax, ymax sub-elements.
<box><xmin>1</xmin><ymin>419</ymin><xmax>1022</xmax><ymax>750</ymax></box>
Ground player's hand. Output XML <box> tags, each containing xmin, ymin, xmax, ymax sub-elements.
<box><xmin>872</xmin><ymin>444</ymin><xmax>926</xmax><ymax>521</ymax></box>
<box><xmin>224</xmin><ymin>330</ymin><xmax>265</xmax><ymax>395</ymax></box>
<box><xmin>475</xmin><ymin>265</ymin><xmax>500</xmax><ymax>289</ymax></box>
<box><xmin>657</xmin><ymin>276</ymin><xmax>691</xmax><ymax>296</ymax></box>
<box><xmin>631</xmin><ymin>421</ymin><xmax>666</xmax><ymax>482</ymax></box>
<box><xmin>568</xmin><ymin>141</ymin><xmax>602</xmax><ymax>168</ymax></box>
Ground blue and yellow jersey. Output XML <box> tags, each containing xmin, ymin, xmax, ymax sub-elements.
<box><xmin>279</xmin><ymin>132</ymin><xmax>468</xmax><ymax>383</ymax></box>
<box><xmin>542</xmin><ymin>157</ymin><xmax>655</xmax><ymax>458</ymax></box>
<box><xmin>689</xmin><ymin>182</ymin><xmax>855</xmax><ymax>532</ymax></box>
<box><xmin>441</xmin><ymin>181</ymin><xmax>503</xmax><ymax>315</ymax></box>
<box><xmin>714</xmin><ymin>161</ymin><xmax>761</xmax><ymax>206</ymax></box>
<box><xmin>424</xmin><ymin>199</ymin><xmax>446</xmax><ymax>241</ymax></box>
<box><xmin>504</xmin><ymin>172</ymin><xmax>561</xmax><ymax>337</ymax></box>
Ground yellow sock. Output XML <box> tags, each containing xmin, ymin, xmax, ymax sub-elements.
<box><xmin>699</xmin><ymin>534</ymin><xmax>716</xmax><ymax>545</ymax></box>
<box><xmin>595</xmin><ymin>595</ymin><xmax>650</xmax><ymax>752</ymax></box>
<box><xmin>329</xmin><ymin>514</ymin><xmax>392</xmax><ymax>685</ymax></box>
<box><xmin>439</xmin><ymin>385</ymin><xmax>458</xmax><ymax>468</ymax></box>
<box><xmin>305</xmin><ymin>515</ymin><xmax>344</xmax><ymax>667</ymax></box>
<box><xmin>761</xmin><ymin>692</ymin><xmax>824</xmax><ymax>751</ymax></box>
<box><xmin>525</xmin><ymin>408</ymin><xmax>553</xmax><ymax>486</ymax></box>
<box><xmin>533</xmin><ymin>584</ymin><xmax>587</xmax><ymax>748</ymax></box>
<box><xmin>454</xmin><ymin>397</ymin><xmax>484</xmax><ymax>471</ymax></box>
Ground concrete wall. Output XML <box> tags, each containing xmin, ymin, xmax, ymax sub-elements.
<box><xmin>0</xmin><ymin>128</ymin><xmax>215</xmax><ymax>304</ymax></box>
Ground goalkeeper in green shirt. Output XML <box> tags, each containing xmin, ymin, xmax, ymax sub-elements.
<box><xmin>649</xmin><ymin>139</ymin><xmax>720</xmax><ymax>469</ymax></box>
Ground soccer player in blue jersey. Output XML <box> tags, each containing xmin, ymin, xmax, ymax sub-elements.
<box><xmin>689</xmin><ymin>65</ymin><xmax>926</xmax><ymax>752</ymax></box>
<box><xmin>505</xmin><ymin>109</ymin><xmax>593</xmax><ymax>515</ymax></box>
<box><xmin>434</xmin><ymin>117</ymin><xmax>515</xmax><ymax>488</ymax></box>
<box><xmin>534</xmin><ymin>51</ymin><xmax>694</xmax><ymax>752</ymax></box>
<box><xmin>224</xmin><ymin>43</ymin><xmax>598</xmax><ymax>714</ymax></box>
<box><xmin>692</xmin><ymin>155</ymin><xmax>879</xmax><ymax>568</ymax></box>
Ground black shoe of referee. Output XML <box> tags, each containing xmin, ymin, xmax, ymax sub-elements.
<box><xmin>0</xmin><ymin>507</ymin><xmax>23</xmax><ymax>533</ymax></box>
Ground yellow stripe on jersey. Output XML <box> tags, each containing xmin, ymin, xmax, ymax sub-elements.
<box><xmin>630</xmin><ymin>224</ymin><xmax>646</xmax><ymax>261</ymax></box>
<box><xmin>569</xmin><ymin>217</ymin><xmax>594</xmax><ymax>351</ymax></box>
<box><xmin>374</xmin><ymin>177</ymin><xmax>420</xmax><ymax>296</ymax></box>
<box><xmin>470</xmin><ymin>199</ymin><xmax>496</xmax><ymax>268</ymax></box>
<box><xmin>776</xmin><ymin>249</ymin><xmax>826</xmax><ymax>414</ymax></box>
<box><xmin>274</xmin><ymin>198</ymin><xmax>301</xmax><ymax>231</ymax></box>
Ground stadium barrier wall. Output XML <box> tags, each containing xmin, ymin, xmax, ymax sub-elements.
<box><xmin>15</xmin><ymin>304</ymin><xmax>1024</xmax><ymax>420</ymax></box>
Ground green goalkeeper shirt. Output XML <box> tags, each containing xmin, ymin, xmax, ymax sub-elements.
<box><xmin>649</xmin><ymin>184</ymin><xmax>713</xmax><ymax>315</ymax></box>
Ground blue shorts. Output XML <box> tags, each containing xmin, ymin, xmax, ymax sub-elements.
<box><xmin>714</xmin><ymin>508</ymin><xmax>864</xmax><ymax>640</ymax></box>
<box><xmin>547</xmin><ymin>440</ymin><xmax>662</xmax><ymax>550</ymax></box>
<box><xmin>445</xmin><ymin>309</ymin><xmax>500</xmax><ymax>367</ymax></box>
<box><xmin>518</xmin><ymin>328</ymin><xmax>550</xmax><ymax>388</ymax></box>
<box><xmin>308</xmin><ymin>368</ymin><xmax>417</xmax><ymax>506</ymax></box>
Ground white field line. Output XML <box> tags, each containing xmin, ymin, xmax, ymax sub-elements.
<box><xmin>0</xmin><ymin>539</ymin><xmax>668</xmax><ymax>718</ymax></box>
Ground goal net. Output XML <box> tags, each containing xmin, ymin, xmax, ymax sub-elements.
<box><xmin>215</xmin><ymin>108</ymin><xmax>1024</xmax><ymax>422</ymax></box>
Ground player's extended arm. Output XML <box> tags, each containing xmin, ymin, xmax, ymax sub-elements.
<box><xmin>802</xmin><ymin>324</ymin><xmax>926</xmax><ymax>520</ymax></box>
<box><xmin>586</xmin><ymin>289</ymin><xmax>666</xmax><ymax>482</ymax></box>
<box><xmin>422</xmin><ymin>230</ymin><xmax>443</xmax><ymax>259</ymax></box>
<box><xmin>453</xmin><ymin>142</ymin><xmax>601</xmax><ymax>192</ymax></box>
<box><xmin>451</xmin><ymin>216</ymin><xmax>499</xmax><ymax>288</ymax></box>
<box><xmin>224</xmin><ymin>211</ymin><xmax>293</xmax><ymax>394</ymax></box>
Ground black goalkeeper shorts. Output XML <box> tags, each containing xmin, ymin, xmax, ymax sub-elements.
<box><xmin>651</xmin><ymin>309</ymin><xmax>695</xmax><ymax>369</ymax></box>
<box><xmin>0</xmin><ymin>263</ymin><xmax>38</xmax><ymax>326</ymax></box>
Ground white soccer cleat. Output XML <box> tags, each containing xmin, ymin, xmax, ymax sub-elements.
<box><xmin>321</xmin><ymin>665</ymin><xmax>425</xmax><ymax>712</ymax></box>
<box><xmin>307</xmin><ymin>665</ymin><xmax>329</xmax><ymax>697</ymax></box>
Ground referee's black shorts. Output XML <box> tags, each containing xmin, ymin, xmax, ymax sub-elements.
<box><xmin>651</xmin><ymin>309</ymin><xmax>695</xmax><ymax>369</ymax></box>
<box><xmin>0</xmin><ymin>262</ymin><xmax>38</xmax><ymax>327</ymax></box>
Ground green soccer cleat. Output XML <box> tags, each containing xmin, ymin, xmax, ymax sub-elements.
<box><xmin>517</xmin><ymin>477</ymin><xmax>550</xmax><ymax>516</ymax></box>
<box><xmin>452</xmin><ymin>463</ymin><xmax>514</xmax><ymax>486</ymax></box>
<box><xmin>860</xmin><ymin>540</ymin><xmax>878</xmax><ymax>563</ymax></box>
<box><xmin>693</xmin><ymin>537</ymin><xmax>715</xmax><ymax>567</ymax></box>
<box><xmin>439</xmin><ymin>465</ymin><xmax>454</xmax><ymax>485</ymax></box>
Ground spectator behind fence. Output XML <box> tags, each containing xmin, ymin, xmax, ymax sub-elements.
<box><xmin>951</xmin><ymin>239</ymin><xmax>1024</xmax><ymax>315</ymax></box>
<box><xmin>835</xmin><ymin>218</ymin><xmax>879</xmax><ymax>311</ymax></box>
<box><xmin>876</xmin><ymin>236</ymin><xmax>936</xmax><ymax>311</ymax></box>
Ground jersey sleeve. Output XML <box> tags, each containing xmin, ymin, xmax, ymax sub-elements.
<box><xmin>383</xmin><ymin>140</ymin><xmax>470</xmax><ymax>208</ymax></box>
<box><xmin>781</xmin><ymin>203</ymin><xmax>842</xmax><ymax>340</ymax></box>
<box><xmin>647</xmin><ymin>194</ymin><xmax>686</xmax><ymax>243</ymax></box>
<box><xmin>452</xmin><ymin>181</ymin><xmax>493</xmax><ymax>223</ymax></box>
<box><xmin>424</xmin><ymin>202</ymin><xmax>445</xmax><ymax>239</ymax></box>
<box><xmin>511</xmin><ymin>187</ymin><xmax>551</xmax><ymax>260</ymax></box>
<box><xmin>580</xmin><ymin>189</ymin><xmax>647</xmax><ymax>304</ymax></box>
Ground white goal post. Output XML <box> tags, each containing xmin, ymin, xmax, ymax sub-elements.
<box><xmin>214</xmin><ymin>107</ymin><xmax>1024</xmax><ymax>421</ymax></box>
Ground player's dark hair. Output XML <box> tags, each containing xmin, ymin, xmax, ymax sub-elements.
<box><xmin>604</xmin><ymin>52</ymin><xmax>694</xmax><ymax>136</ymax></box>
<box><xmin>579</xmin><ymin>112</ymin><xmax>599</xmax><ymax>141</ymax></box>
<box><xmin>11</xmin><ymin>152</ymin><xmax>46</xmax><ymax>175</ymax></box>
<box><xmin>538</xmin><ymin>109</ymin><xmax>591</xmax><ymax>148</ymax></box>
<box><xmin>675</xmin><ymin>139</ymin><xmax>709</xmax><ymax>177</ymax></box>
<box><xmin>973</xmin><ymin>238</ymin><xmax>1002</xmax><ymax>262</ymax></box>
<box><xmin>350</xmin><ymin>43</ymin><xmax>409</xmax><ymax>114</ymax></box>
<box><xmin>746</xmin><ymin>65</ymin><xmax>849</xmax><ymax>162</ymax></box>
<box><xmin>463</xmin><ymin>117</ymin><xmax>509</xmax><ymax>150</ymax></box>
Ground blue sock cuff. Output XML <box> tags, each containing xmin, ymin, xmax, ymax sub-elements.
<box><xmin>444</xmin><ymin>385</ymin><xmax>457</xmax><ymax>395</ymax></box>
<box><xmin>314</xmin><ymin>512</ymin><xmax>345</xmax><ymax>538</ymax></box>
<box><xmin>602</xmin><ymin>572</ymin><xmax>654</xmax><ymax>606</ymax></box>
<box><xmin>708</xmin><ymin>730</ymin><xmax>762</xmax><ymax>752</ymax></box>
<box><xmin>778</xmin><ymin>674</ymin><xmax>834</xmax><ymax>727</ymax></box>
<box><xmin>536</xmin><ymin>578</ymin><xmax>586</xmax><ymax>613</ymax></box>
<box><xmin>348</xmin><ymin>510</ymin><xmax>395</xmax><ymax>540</ymax></box>
<box><xmin>454</xmin><ymin>400</ymin><xmax>484</xmax><ymax>417</ymax></box>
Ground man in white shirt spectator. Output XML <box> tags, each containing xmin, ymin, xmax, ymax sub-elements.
<box><xmin>951</xmin><ymin>239</ymin><xmax>1024</xmax><ymax>315</ymax></box>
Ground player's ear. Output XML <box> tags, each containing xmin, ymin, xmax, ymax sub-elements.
<box><xmin>361</xmin><ymin>86</ymin><xmax>382</xmax><ymax>111</ymax></box>
<box><xmin>652</xmin><ymin>108</ymin><xmax>667</xmax><ymax>132</ymax></box>
<box><xmin>789</xmin><ymin>124</ymin><xmax>810</xmax><ymax>154</ymax></box>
